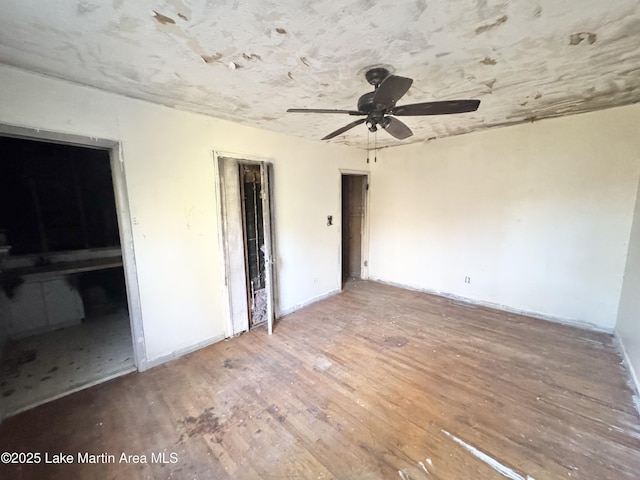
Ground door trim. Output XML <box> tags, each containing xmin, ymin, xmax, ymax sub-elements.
<box><xmin>0</xmin><ymin>123</ymin><xmax>147</xmax><ymax>371</ymax></box>
<box><xmin>213</xmin><ymin>150</ymin><xmax>277</xmax><ymax>336</ymax></box>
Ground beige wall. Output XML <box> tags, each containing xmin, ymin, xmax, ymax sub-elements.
<box><xmin>0</xmin><ymin>65</ymin><xmax>365</xmax><ymax>366</ymax></box>
<box><xmin>368</xmin><ymin>104</ymin><xmax>640</xmax><ymax>331</ymax></box>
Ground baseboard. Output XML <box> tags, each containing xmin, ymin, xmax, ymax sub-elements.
<box><xmin>278</xmin><ymin>288</ymin><xmax>341</xmax><ymax>317</ymax></box>
<box><xmin>614</xmin><ymin>331</ymin><xmax>640</xmax><ymax>415</ymax></box>
<box><xmin>145</xmin><ymin>332</ymin><xmax>226</xmax><ymax>370</ymax></box>
<box><xmin>368</xmin><ymin>277</ymin><xmax>614</xmax><ymax>334</ymax></box>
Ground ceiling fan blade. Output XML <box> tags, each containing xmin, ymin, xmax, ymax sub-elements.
<box><xmin>382</xmin><ymin>117</ymin><xmax>413</xmax><ymax>140</ymax></box>
<box><xmin>322</xmin><ymin>118</ymin><xmax>366</xmax><ymax>140</ymax></box>
<box><xmin>287</xmin><ymin>108</ymin><xmax>364</xmax><ymax>115</ymax></box>
<box><xmin>373</xmin><ymin>75</ymin><xmax>413</xmax><ymax>108</ymax></box>
<box><xmin>391</xmin><ymin>99</ymin><xmax>480</xmax><ymax>116</ymax></box>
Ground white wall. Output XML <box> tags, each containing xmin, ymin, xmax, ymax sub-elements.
<box><xmin>369</xmin><ymin>104</ymin><xmax>640</xmax><ymax>331</ymax></box>
<box><xmin>616</xmin><ymin>170</ymin><xmax>640</xmax><ymax>397</ymax></box>
<box><xmin>0</xmin><ymin>65</ymin><xmax>365</xmax><ymax>366</ymax></box>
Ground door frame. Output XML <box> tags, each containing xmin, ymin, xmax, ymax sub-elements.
<box><xmin>339</xmin><ymin>169</ymin><xmax>370</xmax><ymax>290</ymax></box>
<box><xmin>0</xmin><ymin>123</ymin><xmax>147</xmax><ymax>371</ymax></box>
<box><xmin>214</xmin><ymin>150</ymin><xmax>277</xmax><ymax>336</ymax></box>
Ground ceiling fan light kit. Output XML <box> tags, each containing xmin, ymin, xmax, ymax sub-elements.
<box><xmin>287</xmin><ymin>67</ymin><xmax>480</xmax><ymax>142</ymax></box>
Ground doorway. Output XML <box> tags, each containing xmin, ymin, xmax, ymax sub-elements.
<box><xmin>0</xmin><ymin>133</ymin><xmax>140</xmax><ymax>418</ymax></box>
<box><xmin>217</xmin><ymin>155</ymin><xmax>276</xmax><ymax>336</ymax></box>
<box><xmin>341</xmin><ymin>174</ymin><xmax>368</xmax><ymax>285</ymax></box>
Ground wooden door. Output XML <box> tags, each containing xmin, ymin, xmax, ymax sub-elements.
<box><xmin>260</xmin><ymin>162</ymin><xmax>276</xmax><ymax>334</ymax></box>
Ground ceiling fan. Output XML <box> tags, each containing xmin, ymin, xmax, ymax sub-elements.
<box><xmin>287</xmin><ymin>67</ymin><xmax>480</xmax><ymax>141</ymax></box>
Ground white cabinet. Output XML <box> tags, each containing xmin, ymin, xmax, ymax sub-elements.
<box><xmin>1</xmin><ymin>277</ymin><xmax>84</xmax><ymax>337</ymax></box>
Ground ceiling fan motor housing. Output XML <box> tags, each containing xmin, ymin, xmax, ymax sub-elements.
<box><xmin>359</xmin><ymin>90</ymin><xmax>387</xmax><ymax>131</ymax></box>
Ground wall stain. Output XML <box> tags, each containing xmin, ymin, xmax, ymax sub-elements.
<box><xmin>177</xmin><ymin>13</ymin><xmax>188</xmax><ymax>21</ymax></box>
<box><xmin>153</xmin><ymin>11</ymin><xmax>176</xmax><ymax>25</ymax></box>
<box><xmin>475</xmin><ymin>15</ymin><xmax>508</xmax><ymax>34</ymax></box>
<box><xmin>275</xmin><ymin>27</ymin><xmax>287</xmax><ymax>34</ymax></box>
<box><xmin>569</xmin><ymin>32</ymin><xmax>597</xmax><ymax>45</ymax></box>
<box><xmin>287</xmin><ymin>71</ymin><xmax>294</xmax><ymax>80</ymax></box>
<box><xmin>481</xmin><ymin>57</ymin><xmax>497</xmax><ymax>65</ymax></box>
<box><xmin>300</xmin><ymin>56</ymin><xmax>310</xmax><ymax>66</ymax></box>
<box><xmin>436</xmin><ymin>52</ymin><xmax>452</xmax><ymax>58</ymax></box>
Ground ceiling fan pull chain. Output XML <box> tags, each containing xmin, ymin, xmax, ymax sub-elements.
<box><xmin>366</xmin><ymin>130</ymin><xmax>370</xmax><ymax>163</ymax></box>
<box><xmin>374</xmin><ymin>131</ymin><xmax>377</xmax><ymax>163</ymax></box>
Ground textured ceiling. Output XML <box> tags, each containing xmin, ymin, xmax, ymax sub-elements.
<box><xmin>0</xmin><ymin>0</ymin><xmax>639</xmax><ymax>149</ymax></box>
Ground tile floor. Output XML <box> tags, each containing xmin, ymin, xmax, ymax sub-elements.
<box><xmin>0</xmin><ymin>309</ymin><xmax>135</xmax><ymax>416</ymax></box>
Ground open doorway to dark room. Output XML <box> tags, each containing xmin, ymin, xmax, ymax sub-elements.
<box><xmin>341</xmin><ymin>174</ymin><xmax>367</xmax><ymax>286</ymax></box>
<box><xmin>0</xmin><ymin>136</ymin><xmax>135</xmax><ymax>417</ymax></box>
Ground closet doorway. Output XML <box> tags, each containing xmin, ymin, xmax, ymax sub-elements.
<box><xmin>341</xmin><ymin>173</ymin><xmax>369</xmax><ymax>286</ymax></box>
<box><xmin>217</xmin><ymin>155</ymin><xmax>276</xmax><ymax>336</ymax></box>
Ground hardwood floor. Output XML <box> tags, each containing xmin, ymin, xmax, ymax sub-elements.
<box><xmin>1</xmin><ymin>280</ymin><xmax>639</xmax><ymax>479</ymax></box>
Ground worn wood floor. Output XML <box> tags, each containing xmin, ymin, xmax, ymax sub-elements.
<box><xmin>1</xmin><ymin>280</ymin><xmax>639</xmax><ymax>480</ymax></box>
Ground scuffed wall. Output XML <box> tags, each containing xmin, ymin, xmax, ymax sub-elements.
<box><xmin>0</xmin><ymin>65</ymin><xmax>365</xmax><ymax>366</ymax></box>
<box><xmin>368</xmin><ymin>104</ymin><xmax>640</xmax><ymax>330</ymax></box>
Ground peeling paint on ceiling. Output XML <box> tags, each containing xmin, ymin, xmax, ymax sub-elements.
<box><xmin>0</xmin><ymin>0</ymin><xmax>639</xmax><ymax>148</ymax></box>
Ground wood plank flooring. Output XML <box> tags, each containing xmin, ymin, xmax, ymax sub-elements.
<box><xmin>1</xmin><ymin>280</ymin><xmax>639</xmax><ymax>479</ymax></box>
